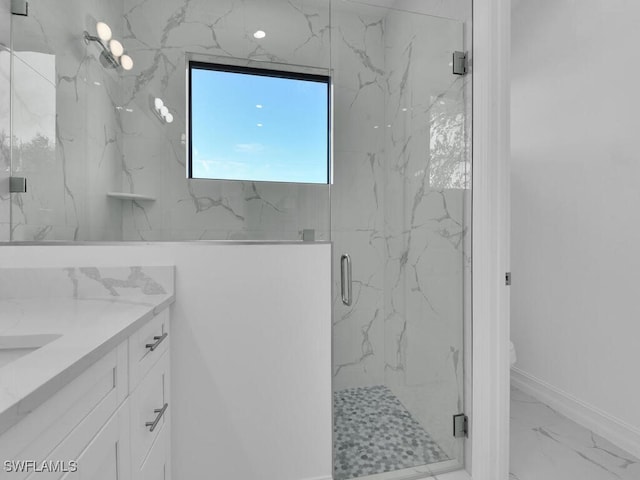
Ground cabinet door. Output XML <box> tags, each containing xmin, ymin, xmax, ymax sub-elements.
<box><xmin>59</xmin><ymin>403</ymin><xmax>131</xmax><ymax>480</ymax></box>
<box><xmin>138</xmin><ymin>423</ymin><xmax>171</xmax><ymax>480</ymax></box>
<box><xmin>3</xmin><ymin>342</ymin><xmax>128</xmax><ymax>480</ymax></box>
<box><xmin>131</xmin><ymin>351</ymin><xmax>170</xmax><ymax>470</ymax></box>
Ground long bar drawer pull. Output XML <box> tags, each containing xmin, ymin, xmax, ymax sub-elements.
<box><xmin>145</xmin><ymin>333</ymin><xmax>168</xmax><ymax>351</ymax></box>
<box><xmin>145</xmin><ymin>403</ymin><xmax>168</xmax><ymax>432</ymax></box>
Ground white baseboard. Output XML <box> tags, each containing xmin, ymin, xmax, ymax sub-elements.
<box><xmin>511</xmin><ymin>367</ymin><xmax>640</xmax><ymax>459</ymax></box>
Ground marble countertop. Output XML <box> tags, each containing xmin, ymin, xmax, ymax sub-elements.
<box><xmin>0</xmin><ymin>266</ymin><xmax>175</xmax><ymax>436</ymax></box>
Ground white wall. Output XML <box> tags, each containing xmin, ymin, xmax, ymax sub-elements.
<box><xmin>0</xmin><ymin>243</ymin><xmax>333</xmax><ymax>480</ymax></box>
<box><xmin>511</xmin><ymin>0</ymin><xmax>640</xmax><ymax>456</ymax></box>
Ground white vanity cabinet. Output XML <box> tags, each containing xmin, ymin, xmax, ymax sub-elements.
<box><xmin>0</xmin><ymin>308</ymin><xmax>171</xmax><ymax>480</ymax></box>
<box><xmin>129</xmin><ymin>310</ymin><xmax>171</xmax><ymax>479</ymax></box>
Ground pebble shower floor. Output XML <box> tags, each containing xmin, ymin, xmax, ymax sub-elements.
<box><xmin>333</xmin><ymin>385</ymin><xmax>448</xmax><ymax>479</ymax></box>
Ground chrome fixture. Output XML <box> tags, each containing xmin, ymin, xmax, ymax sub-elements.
<box><xmin>11</xmin><ymin>0</ymin><xmax>28</xmax><ymax>16</ymax></box>
<box><xmin>83</xmin><ymin>21</ymin><xmax>133</xmax><ymax>71</ymax></box>
<box><xmin>9</xmin><ymin>176</ymin><xmax>27</xmax><ymax>193</ymax></box>
<box><xmin>145</xmin><ymin>333</ymin><xmax>168</xmax><ymax>351</ymax></box>
<box><xmin>145</xmin><ymin>403</ymin><xmax>168</xmax><ymax>432</ymax></box>
<box><xmin>340</xmin><ymin>254</ymin><xmax>353</xmax><ymax>306</ymax></box>
<box><xmin>452</xmin><ymin>51</ymin><xmax>468</xmax><ymax>76</ymax></box>
<box><xmin>153</xmin><ymin>97</ymin><xmax>174</xmax><ymax>124</ymax></box>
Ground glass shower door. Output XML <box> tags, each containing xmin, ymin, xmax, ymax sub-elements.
<box><xmin>9</xmin><ymin>0</ymin><xmax>127</xmax><ymax>241</ymax></box>
<box><xmin>331</xmin><ymin>2</ymin><xmax>470</xmax><ymax>478</ymax></box>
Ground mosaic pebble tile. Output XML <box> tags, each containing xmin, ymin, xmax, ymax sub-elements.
<box><xmin>333</xmin><ymin>385</ymin><xmax>449</xmax><ymax>480</ymax></box>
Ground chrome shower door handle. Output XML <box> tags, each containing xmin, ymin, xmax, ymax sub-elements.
<box><xmin>341</xmin><ymin>254</ymin><xmax>352</xmax><ymax>306</ymax></box>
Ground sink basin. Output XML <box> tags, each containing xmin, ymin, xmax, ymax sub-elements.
<box><xmin>0</xmin><ymin>334</ymin><xmax>62</xmax><ymax>369</ymax></box>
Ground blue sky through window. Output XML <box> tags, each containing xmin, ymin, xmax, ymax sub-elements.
<box><xmin>190</xmin><ymin>65</ymin><xmax>330</xmax><ymax>184</ymax></box>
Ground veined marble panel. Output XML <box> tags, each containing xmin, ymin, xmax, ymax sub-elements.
<box><xmin>120</xmin><ymin>0</ymin><xmax>331</xmax><ymax>241</ymax></box>
<box><xmin>9</xmin><ymin>0</ymin><xmax>126</xmax><ymax>241</ymax></box>
<box><xmin>381</xmin><ymin>9</ymin><xmax>467</xmax><ymax>462</ymax></box>
<box><xmin>332</xmin><ymin>229</ymin><xmax>386</xmax><ymax>390</ymax></box>
<box><xmin>0</xmin><ymin>266</ymin><xmax>174</xmax><ymax>300</ymax></box>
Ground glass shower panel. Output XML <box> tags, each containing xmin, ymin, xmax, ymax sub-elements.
<box><xmin>0</xmin><ymin>0</ymin><xmax>9</xmax><ymax>240</ymax></box>
<box><xmin>331</xmin><ymin>2</ymin><xmax>469</xmax><ymax>478</ymax></box>
<box><xmin>10</xmin><ymin>0</ymin><xmax>126</xmax><ymax>241</ymax></box>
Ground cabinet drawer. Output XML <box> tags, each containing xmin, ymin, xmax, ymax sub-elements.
<box><xmin>130</xmin><ymin>351</ymin><xmax>170</xmax><ymax>470</ymax></box>
<box><xmin>137</xmin><ymin>421</ymin><xmax>171</xmax><ymax>480</ymax></box>
<box><xmin>0</xmin><ymin>342</ymin><xmax>128</xmax><ymax>480</ymax></box>
<box><xmin>129</xmin><ymin>309</ymin><xmax>170</xmax><ymax>390</ymax></box>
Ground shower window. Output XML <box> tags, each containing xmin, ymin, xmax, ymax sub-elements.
<box><xmin>188</xmin><ymin>61</ymin><xmax>331</xmax><ymax>184</ymax></box>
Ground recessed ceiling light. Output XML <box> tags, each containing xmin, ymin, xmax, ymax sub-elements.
<box><xmin>257</xmin><ymin>123</ymin><xmax>263</xmax><ymax>127</ymax></box>
<box><xmin>256</xmin><ymin>104</ymin><xmax>263</xmax><ymax>109</ymax></box>
<box><xmin>253</xmin><ymin>30</ymin><xmax>266</xmax><ymax>39</ymax></box>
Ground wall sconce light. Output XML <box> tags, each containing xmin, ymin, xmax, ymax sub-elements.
<box><xmin>83</xmin><ymin>21</ymin><xmax>134</xmax><ymax>71</ymax></box>
<box><xmin>153</xmin><ymin>97</ymin><xmax>174</xmax><ymax>124</ymax></box>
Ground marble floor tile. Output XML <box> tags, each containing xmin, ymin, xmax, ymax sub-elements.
<box><xmin>510</xmin><ymin>386</ymin><xmax>640</xmax><ymax>480</ymax></box>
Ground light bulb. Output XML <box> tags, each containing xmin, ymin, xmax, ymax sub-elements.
<box><xmin>253</xmin><ymin>30</ymin><xmax>266</xmax><ymax>39</ymax></box>
<box><xmin>96</xmin><ymin>22</ymin><xmax>112</xmax><ymax>42</ymax></box>
<box><xmin>160</xmin><ymin>105</ymin><xmax>169</xmax><ymax>117</ymax></box>
<box><xmin>109</xmin><ymin>39</ymin><xmax>124</xmax><ymax>57</ymax></box>
<box><xmin>165</xmin><ymin>113</ymin><xmax>174</xmax><ymax>124</ymax></box>
<box><xmin>120</xmin><ymin>54</ymin><xmax>133</xmax><ymax>71</ymax></box>
<box><xmin>154</xmin><ymin>98</ymin><xmax>164</xmax><ymax>110</ymax></box>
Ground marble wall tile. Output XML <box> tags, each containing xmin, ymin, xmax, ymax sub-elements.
<box><xmin>0</xmin><ymin>266</ymin><xmax>174</xmax><ymax>300</ymax></box>
<box><xmin>9</xmin><ymin>0</ymin><xmax>126</xmax><ymax>241</ymax></box>
<box><xmin>119</xmin><ymin>0</ymin><xmax>331</xmax><ymax>241</ymax></box>
<box><xmin>380</xmin><ymin>9</ymin><xmax>467</xmax><ymax>460</ymax></box>
<box><xmin>330</xmin><ymin>7</ymin><xmax>469</xmax><ymax>446</ymax></box>
<box><xmin>332</xmin><ymin>229</ymin><xmax>386</xmax><ymax>390</ymax></box>
<box><xmin>328</xmin><ymin>3</ymin><xmax>470</xmax><ymax>464</ymax></box>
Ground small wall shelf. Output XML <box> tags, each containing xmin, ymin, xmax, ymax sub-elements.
<box><xmin>107</xmin><ymin>192</ymin><xmax>156</xmax><ymax>202</ymax></box>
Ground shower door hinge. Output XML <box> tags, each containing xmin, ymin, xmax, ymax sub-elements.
<box><xmin>11</xmin><ymin>0</ymin><xmax>28</xmax><ymax>16</ymax></box>
<box><xmin>505</xmin><ymin>272</ymin><xmax>512</xmax><ymax>286</ymax></box>
<box><xmin>452</xmin><ymin>51</ymin><xmax>468</xmax><ymax>76</ymax></box>
<box><xmin>453</xmin><ymin>413</ymin><xmax>468</xmax><ymax>438</ymax></box>
<box><xmin>9</xmin><ymin>176</ymin><xmax>27</xmax><ymax>193</ymax></box>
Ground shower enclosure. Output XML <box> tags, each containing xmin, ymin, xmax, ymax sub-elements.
<box><xmin>4</xmin><ymin>0</ymin><xmax>471</xmax><ymax>478</ymax></box>
<box><xmin>330</xmin><ymin>3</ymin><xmax>469</xmax><ymax>478</ymax></box>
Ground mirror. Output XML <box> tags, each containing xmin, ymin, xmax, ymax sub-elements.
<box><xmin>7</xmin><ymin>0</ymin><xmax>332</xmax><ymax>242</ymax></box>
